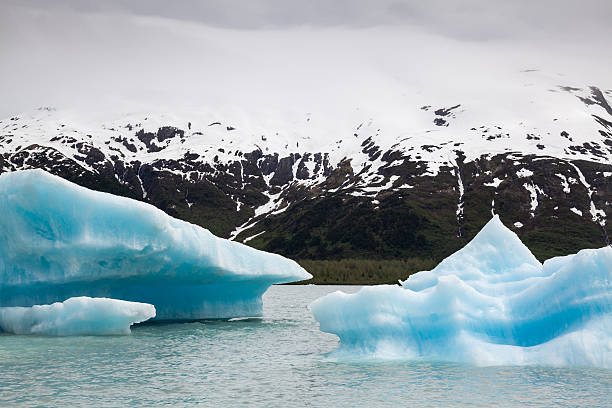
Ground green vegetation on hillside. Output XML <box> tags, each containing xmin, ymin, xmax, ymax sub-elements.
<box><xmin>297</xmin><ymin>258</ymin><xmax>437</xmax><ymax>285</ymax></box>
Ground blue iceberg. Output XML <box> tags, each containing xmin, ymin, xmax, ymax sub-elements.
<box><xmin>0</xmin><ymin>297</ymin><xmax>155</xmax><ymax>335</ymax></box>
<box><xmin>0</xmin><ymin>170</ymin><xmax>311</xmax><ymax>320</ymax></box>
<box><xmin>310</xmin><ymin>216</ymin><xmax>612</xmax><ymax>367</ymax></box>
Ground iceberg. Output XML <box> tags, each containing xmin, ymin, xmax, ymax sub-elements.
<box><xmin>0</xmin><ymin>170</ymin><xmax>311</xmax><ymax>320</ymax></box>
<box><xmin>0</xmin><ymin>297</ymin><xmax>155</xmax><ymax>335</ymax></box>
<box><xmin>310</xmin><ymin>216</ymin><xmax>612</xmax><ymax>367</ymax></box>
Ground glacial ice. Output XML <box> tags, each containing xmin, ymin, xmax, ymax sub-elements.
<box><xmin>0</xmin><ymin>170</ymin><xmax>311</xmax><ymax>320</ymax></box>
<box><xmin>310</xmin><ymin>215</ymin><xmax>612</xmax><ymax>367</ymax></box>
<box><xmin>0</xmin><ymin>297</ymin><xmax>155</xmax><ymax>335</ymax></box>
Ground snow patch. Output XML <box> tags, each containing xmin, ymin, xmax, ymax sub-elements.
<box><xmin>523</xmin><ymin>183</ymin><xmax>545</xmax><ymax>217</ymax></box>
<box><xmin>567</xmin><ymin>162</ymin><xmax>606</xmax><ymax>226</ymax></box>
<box><xmin>484</xmin><ymin>177</ymin><xmax>504</xmax><ymax>188</ymax></box>
<box><xmin>570</xmin><ymin>207</ymin><xmax>583</xmax><ymax>216</ymax></box>
<box><xmin>555</xmin><ymin>174</ymin><xmax>571</xmax><ymax>194</ymax></box>
<box><xmin>243</xmin><ymin>230</ymin><xmax>266</xmax><ymax>244</ymax></box>
<box><xmin>516</xmin><ymin>168</ymin><xmax>534</xmax><ymax>178</ymax></box>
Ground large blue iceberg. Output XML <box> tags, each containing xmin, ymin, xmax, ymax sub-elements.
<box><xmin>310</xmin><ymin>216</ymin><xmax>612</xmax><ymax>367</ymax></box>
<box><xmin>0</xmin><ymin>297</ymin><xmax>155</xmax><ymax>335</ymax></box>
<box><xmin>0</xmin><ymin>170</ymin><xmax>311</xmax><ymax>320</ymax></box>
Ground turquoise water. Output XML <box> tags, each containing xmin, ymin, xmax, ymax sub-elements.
<box><xmin>0</xmin><ymin>285</ymin><xmax>610</xmax><ymax>407</ymax></box>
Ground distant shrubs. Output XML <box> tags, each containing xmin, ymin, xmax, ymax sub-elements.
<box><xmin>297</xmin><ymin>258</ymin><xmax>437</xmax><ymax>285</ymax></box>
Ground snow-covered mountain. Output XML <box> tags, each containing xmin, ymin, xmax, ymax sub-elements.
<box><xmin>1</xmin><ymin>79</ymin><xmax>611</xmax><ymax>262</ymax></box>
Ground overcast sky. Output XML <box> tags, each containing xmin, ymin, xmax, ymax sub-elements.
<box><xmin>5</xmin><ymin>0</ymin><xmax>612</xmax><ymax>34</ymax></box>
<box><xmin>1</xmin><ymin>0</ymin><xmax>611</xmax><ymax>119</ymax></box>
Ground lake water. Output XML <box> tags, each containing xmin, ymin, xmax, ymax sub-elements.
<box><xmin>0</xmin><ymin>285</ymin><xmax>610</xmax><ymax>407</ymax></box>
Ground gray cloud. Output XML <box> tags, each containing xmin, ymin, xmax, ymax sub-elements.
<box><xmin>4</xmin><ymin>0</ymin><xmax>612</xmax><ymax>39</ymax></box>
<box><xmin>0</xmin><ymin>0</ymin><xmax>611</xmax><ymax>118</ymax></box>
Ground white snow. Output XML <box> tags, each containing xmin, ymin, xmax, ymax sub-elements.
<box><xmin>484</xmin><ymin>178</ymin><xmax>504</xmax><ymax>188</ymax></box>
<box><xmin>556</xmin><ymin>174</ymin><xmax>571</xmax><ymax>194</ymax></box>
<box><xmin>243</xmin><ymin>230</ymin><xmax>266</xmax><ymax>244</ymax></box>
<box><xmin>254</xmin><ymin>191</ymin><xmax>284</xmax><ymax>218</ymax></box>
<box><xmin>136</xmin><ymin>165</ymin><xmax>148</xmax><ymax>199</ymax></box>
<box><xmin>358</xmin><ymin>175</ymin><xmax>400</xmax><ymax>194</ymax></box>
<box><xmin>516</xmin><ymin>169</ymin><xmax>534</xmax><ymax>178</ymax></box>
<box><xmin>448</xmin><ymin>154</ymin><xmax>465</xmax><ymax>236</ymax></box>
<box><xmin>1</xmin><ymin>68</ymin><xmax>611</xmax><ymax>202</ymax></box>
<box><xmin>570</xmin><ymin>207</ymin><xmax>583</xmax><ymax>216</ymax></box>
<box><xmin>229</xmin><ymin>220</ymin><xmax>259</xmax><ymax>241</ymax></box>
<box><xmin>523</xmin><ymin>183</ymin><xmax>545</xmax><ymax>218</ymax></box>
<box><xmin>567</xmin><ymin>161</ymin><xmax>607</xmax><ymax>226</ymax></box>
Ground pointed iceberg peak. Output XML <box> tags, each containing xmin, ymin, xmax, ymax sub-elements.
<box><xmin>437</xmin><ymin>215</ymin><xmax>541</xmax><ymax>277</ymax></box>
<box><xmin>466</xmin><ymin>215</ymin><xmax>537</xmax><ymax>259</ymax></box>
<box><xmin>311</xmin><ymin>228</ymin><xmax>612</xmax><ymax>368</ymax></box>
<box><xmin>403</xmin><ymin>216</ymin><xmax>541</xmax><ymax>291</ymax></box>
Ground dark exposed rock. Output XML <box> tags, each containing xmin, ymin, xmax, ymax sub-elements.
<box><xmin>433</xmin><ymin>118</ymin><xmax>448</xmax><ymax>127</ymax></box>
<box><xmin>136</xmin><ymin>129</ymin><xmax>155</xmax><ymax>148</ymax></box>
<box><xmin>296</xmin><ymin>153</ymin><xmax>312</xmax><ymax>180</ymax></box>
<box><xmin>259</xmin><ymin>153</ymin><xmax>279</xmax><ymax>176</ymax></box>
<box><xmin>434</xmin><ymin>104</ymin><xmax>461</xmax><ymax>117</ymax></box>
<box><xmin>270</xmin><ymin>155</ymin><xmax>296</xmax><ymax>186</ymax></box>
<box><xmin>157</xmin><ymin>126</ymin><xmax>184</xmax><ymax>143</ymax></box>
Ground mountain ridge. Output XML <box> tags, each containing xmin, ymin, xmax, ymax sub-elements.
<box><xmin>1</xmin><ymin>81</ymin><xmax>611</xmax><ymax>282</ymax></box>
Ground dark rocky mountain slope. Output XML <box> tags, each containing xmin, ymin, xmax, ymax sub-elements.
<box><xmin>1</xmin><ymin>85</ymin><xmax>611</xmax><ymax>282</ymax></box>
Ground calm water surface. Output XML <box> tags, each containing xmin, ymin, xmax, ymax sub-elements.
<box><xmin>0</xmin><ymin>285</ymin><xmax>610</xmax><ymax>407</ymax></box>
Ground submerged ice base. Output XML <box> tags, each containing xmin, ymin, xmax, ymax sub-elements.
<box><xmin>0</xmin><ymin>170</ymin><xmax>311</xmax><ymax>319</ymax></box>
<box><xmin>310</xmin><ymin>216</ymin><xmax>612</xmax><ymax>368</ymax></box>
<box><xmin>0</xmin><ymin>297</ymin><xmax>155</xmax><ymax>335</ymax></box>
